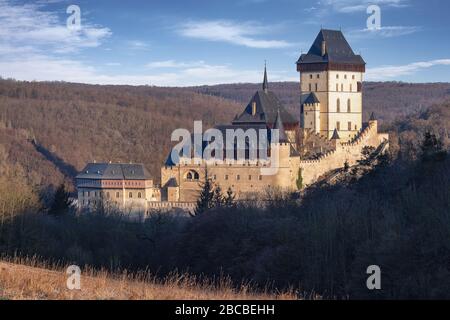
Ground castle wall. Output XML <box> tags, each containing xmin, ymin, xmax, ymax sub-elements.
<box><xmin>299</xmin><ymin>120</ymin><xmax>388</xmax><ymax>186</ymax></box>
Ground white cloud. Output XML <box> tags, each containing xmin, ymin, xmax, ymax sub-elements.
<box><xmin>178</xmin><ymin>20</ymin><xmax>293</xmax><ymax>49</ymax></box>
<box><xmin>348</xmin><ymin>26</ymin><xmax>421</xmax><ymax>39</ymax></box>
<box><xmin>145</xmin><ymin>60</ymin><xmax>206</xmax><ymax>69</ymax></box>
<box><xmin>0</xmin><ymin>0</ymin><xmax>111</xmax><ymax>53</ymax></box>
<box><xmin>320</xmin><ymin>0</ymin><xmax>409</xmax><ymax>13</ymax></box>
<box><xmin>366</xmin><ymin>59</ymin><xmax>450</xmax><ymax>80</ymax></box>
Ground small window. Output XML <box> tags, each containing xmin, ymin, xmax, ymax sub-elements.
<box><xmin>248</xmin><ymin>175</ymin><xmax>252</xmax><ymax>181</ymax></box>
<box><xmin>347</xmin><ymin>99</ymin><xmax>351</xmax><ymax>113</ymax></box>
<box><xmin>129</xmin><ymin>192</ymin><xmax>133</xmax><ymax>198</ymax></box>
<box><xmin>236</xmin><ymin>175</ymin><xmax>240</xmax><ymax>181</ymax></box>
<box><xmin>106</xmin><ymin>192</ymin><xmax>110</xmax><ymax>199</ymax></box>
<box><xmin>116</xmin><ymin>192</ymin><xmax>120</xmax><ymax>198</ymax></box>
<box><xmin>336</xmin><ymin>122</ymin><xmax>341</xmax><ymax>131</ymax></box>
<box><xmin>315</xmin><ymin>83</ymin><xmax>318</xmax><ymax>91</ymax></box>
<box><xmin>138</xmin><ymin>192</ymin><xmax>142</xmax><ymax>199</ymax></box>
<box><xmin>317</xmin><ymin>74</ymin><xmax>320</xmax><ymax>79</ymax></box>
<box><xmin>336</xmin><ymin>74</ymin><xmax>339</xmax><ymax>79</ymax></box>
<box><xmin>213</xmin><ymin>175</ymin><xmax>216</xmax><ymax>180</ymax></box>
<box><xmin>309</xmin><ymin>83</ymin><xmax>312</xmax><ymax>91</ymax></box>
<box><xmin>344</xmin><ymin>74</ymin><xmax>347</xmax><ymax>79</ymax></box>
<box><xmin>348</xmin><ymin>122</ymin><xmax>352</xmax><ymax>131</ymax></box>
<box><xmin>259</xmin><ymin>175</ymin><xmax>263</xmax><ymax>181</ymax></box>
<box><xmin>352</xmin><ymin>75</ymin><xmax>355</xmax><ymax>80</ymax></box>
<box><xmin>341</xmin><ymin>84</ymin><xmax>344</xmax><ymax>91</ymax></box>
<box><xmin>309</xmin><ymin>74</ymin><xmax>313</xmax><ymax>79</ymax></box>
<box><xmin>350</xmin><ymin>84</ymin><xmax>353</xmax><ymax>92</ymax></box>
<box><xmin>225</xmin><ymin>175</ymin><xmax>229</xmax><ymax>180</ymax></box>
<box><xmin>337</xmin><ymin>99</ymin><xmax>340</xmax><ymax>113</ymax></box>
<box><xmin>336</xmin><ymin>84</ymin><xmax>339</xmax><ymax>92</ymax></box>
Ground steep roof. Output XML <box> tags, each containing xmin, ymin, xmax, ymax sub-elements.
<box><xmin>331</xmin><ymin>128</ymin><xmax>341</xmax><ymax>140</ymax></box>
<box><xmin>233</xmin><ymin>67</ymin><xmax>298</xmax><ymax>128</ymax></box>
<box><xmin>303</xmin><ymin>92</ymin><xmax>320</xmax><ymax>105</ymax></box>
<box><xmin>76</xmin><ymin>163</ymin><xmax>152</xmax><ymax>180</ymax></box>
<box><xmin>273</xmin><ymin>109</ymin><xmax>289</xmax><ymax>143</ymax></box>
<box><xmin>297</xmin><ymin>29</ymin><xmax>365</xmax><ymax>66</ymax></box>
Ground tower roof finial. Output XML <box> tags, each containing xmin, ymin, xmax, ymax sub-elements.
<box><xmin>263</xmin><ymin>61</ymin><xmax>269</xmax><ymax>93</ymax></box>
<box><xmin>273</xmin><ymin>108</ymin><xmax>288</xmax><ymax>143</ymax></box>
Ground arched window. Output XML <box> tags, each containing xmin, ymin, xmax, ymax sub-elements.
<box><xmin>337</xmin><ymin>99</ymin><xmax>341</xmax><ymax>113</ymax></box>
<box><xmin>193</xmin><ymin>171</ymin><xmax>199</xmax><ymax>180</ymax></box>
<box><xmin>341</xmin><ymin>84</ymin><xmax>344</xmax><ymax>91</ymax></box>
<box><xmin>129</xmin><ymin>192</ymin><xmax>133</xmax><ymax>198</ymax></box>
<box><xmin>347</xmin><ymin>99</ymin><xmax>351</xmax><ymax>112</ymax></box>
<box><xmin>336</xmin><ymin>84</ymin><xmax>339</xmax><ymax>92</ymax></box>
<box><xmin>186</xmin><ymin>172</ymin><xmax>193</xmax><ymax>180</ymax></box>
<box><xmin>309</xmin><ymin>83</ymin><xmax>312</xmax><ymax>91</ymax></box>
<box><xmin>138</xmin><ymin>192</ymin><xmax>142</xmax><ymax>199</ymax></box>
<box><xmin>186</xmin><ymin>170</ymin><xmax>199</xmax><ymax>181</ymax></box>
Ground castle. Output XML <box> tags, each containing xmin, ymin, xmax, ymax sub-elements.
<box><xmin>76</xmin><ymin>29</ymin><xmax>389</xmax><ymax>214</ymax></box>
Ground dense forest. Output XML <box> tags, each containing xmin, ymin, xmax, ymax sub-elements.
<box><xmin>0</xmin><ymin>78</ymin><xmax>449</xmax><ymax>298</ymax></box>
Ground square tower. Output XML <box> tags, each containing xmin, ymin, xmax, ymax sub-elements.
<box><xmin>297</xmin><ymin>29</ymin><xmax>366</xmax><ymax>141</ymax></box>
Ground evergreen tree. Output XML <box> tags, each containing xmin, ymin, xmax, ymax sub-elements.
<box><xmin>213</xmin><ymin>185</ymin><xmax>225</xmax><ymax>208</ymax></box>
<box><xmin>193</xmin><ymin>169</ymin><xmax>215</xmax><ymax>216</ymax></box>
<box><xmin>48</xmin><ymin>184</ymin><xmax>71</xmax><ymax>216</ymax></box>
<box><xmin>421</xmin><ymin>131</ymin><xmax>447</xmax><ymax>162</ymax></box>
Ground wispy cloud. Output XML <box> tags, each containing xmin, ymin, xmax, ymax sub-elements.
<box><xmin>348</xmin><ymin>26</ymin><xmax>421</xmax><ymax>39</ymax></box>
<box><xmin>320</xmin><ymin>0</ymin><xmax>409</xmax><ymax>14</ymax></box>
<box><xmin>178</xmin><ymin>20</ymin><xmax>293</xmax><ymax>49</ymax></box>
<box><xmin>0</xmin><ymin>0</ymin><xmax>111</xmax><ymax>53</ymax></box>
<box><xmin>366</xmin><ymin>59</ymin><xmax>450</xmax><ymax>80</ymax></box>
<box><xmin>146</xmin><ymin>60</ymin><xmax>206</xmax><ymax>69</ymax></box>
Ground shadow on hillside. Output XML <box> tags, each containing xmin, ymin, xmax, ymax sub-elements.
<box><xmin>30</xmin><ymin>140</ymin><xmax>78</xmax><ymax>182</ymax></box>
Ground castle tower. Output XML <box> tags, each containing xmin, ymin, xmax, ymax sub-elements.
<box><xmin>297</xmin><ymin>29</ymin><xmax>366</xmax><ymax>141</ymax></box>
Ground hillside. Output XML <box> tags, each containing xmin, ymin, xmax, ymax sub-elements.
<box><xmin>0</xmin><ymin>261</ymin><xmax>294</xmax><ymax>300</ymax></box>
<box><xmin>0</xmin><ymin>79</ymin><xmax>241</xmax><ymax>192</ymax></box>
<box><xmin>0</xmin><ymin>79</ymin><xmax>449</xmax><ymax>199</ymax></box>
<box><xmin>190</xmin><ymin>82</ymin><xmax>450</xmax><ymax>126</ymax></box>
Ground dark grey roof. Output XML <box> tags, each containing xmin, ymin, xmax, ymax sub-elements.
<box><xmin>297</xmin><ymin>29</ymin><xmax>365</xmax><ymax>66</ymax></box>
<box><xmin>76</xmin><ymin>163</ymin><xmax>152</xmax><ymax>180</ymax></box>
<box><xmin>164</xmin><ymin>178</ymin><xmax>178</xmax><ymax>188</ymax></box>
<box><xmin>369</xmin><ymin>112</ymin><xmax>376</xmax><ymax>121</ymax></box>
<box><xmin>303</xmin><ymin>92</ymin><xmax>320</xmax><ymax>105</ymax></box>
<box><xmin>262</xmin><ymin>65</ymin><xmax>269</xmax><ymax>92</ymax></box>
<box><xmin>331</xmin><ymin>129</ymin><xmax>341</xmax><ymax>140</ymax></box>
<box><xmin>233</xmin><ymin>90</ymin><xmax>297</xmax><ymax>127</ymax></box>
<box><xmin>273</xmin><ymin>109</ymin><xmax>289</xmax><ymax>143</ymax></box>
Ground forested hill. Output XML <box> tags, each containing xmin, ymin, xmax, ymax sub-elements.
<box><xmin>190</xmin><ymin>82</ymin><xmax>450</xmax><ymax>126</ymax></box>
<box><xmin>0</xmin><ymin>78</ymin><xmax>449</xmax><ymax>198</ymax></box>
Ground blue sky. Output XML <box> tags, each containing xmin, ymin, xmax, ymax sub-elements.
<box><xmin>0</xmin><ymin>0</ymin><xmax>449</xmax><ymax>86</ymax></box>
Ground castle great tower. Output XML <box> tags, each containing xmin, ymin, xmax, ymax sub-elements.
<box><xmin>297</xmin><ymin>29</ymin><xmax>366</xmax><ymax>141</ymax></box>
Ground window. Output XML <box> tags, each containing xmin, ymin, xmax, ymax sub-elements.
<box><xmin>248</xmin><ymin>175</ymin><xmax>252</xmax><ymax>181</ymax></box>
<box><xmin>344</xmin><ymin>74</ymin><xmax>347</xmax><ymax>79</ymax></box>
<box><xmin>336</xmin><ymin>84</ymin><xmax>339</xmax><ymax>92</ymax></box>
<box><xmin>341</xmin><ymin>84</ymin><xmax>344</xmax><ymax>91</ymax></box>
<box><xmin>350</xmin><ymin>84</ymin><xmax>353</xmax><ymax>92</ymax></box>
<box><xmin>186</xmin><ymin>172</ymin><xmax>192</xmax><ymax>180</ymax></box>
<box><xmin>357</xmin><ymin>82</ymin><xmax>362</xmax><ymax>92</ymax></box>
<box><xmin>348</xmin><ymin>122</ymin><xmax>352</xmax><ymax>131</ymax></box>
<box><xmin>106</xmin><ymin>192</ymin><xmax>110</xmax><ymax>199</ymax></box>
<box><xmin>225</xmin><ymin>175</ymin><xmax>229</xmax><ymax>180</ymax></box>
<box><xmin>352</xmin><ymin>75</ymin><xmax>355</xmax><ymax>80</ymax></box>
<box><xmin>337</xmin><ymin>99</ymin><xmax>340</xmax><ymax>113</ymax></box>
<box><xmin>336</xmin><ymin>122</ymin><xmax>341</xmax><ymax>131</ymax></box>
<box><xmin>236</xmin><ymin>175</ymin><xmax>240</xmax><ymax>181</ymax></box>
<box><xmin>129</xmin><ymin>192</ymin><xmax>133</xmax><ymax>198</ymax></box>
<box><xmin>347</xmin><ymin>99</ymin><xmax>351</xmax><ymax>113</ymax></box>
<box><xmin>259</xmin><ymin>175</ymin><xmax>263</xmax><ymax>181</ymax></box>
<box><xmin>138</xmin><ymin>192</ymin><xmax>142</xmax><ymax>199</ymax></box>
<box><xmin>309</xmin><ymin>74</ymin><xmax>313</xmax><ymax>79</ymax></box>
<box><xmin>315</xmin><ymin>83</ymin><xmax>318</xmax><ymax>91</ymax></box>
<box><xmin>317</xmin><ymin>74</ymin><xmax>320</xmax><ymax>79</ymax></box>
<box><xmin>309</xmin><ymin>83</ymin><xmax>312</xmax><ymax>91</ymax></box>
<box><xmin>116</xmin><ymin>192</ymin><xmax>119</xmax><ymax>198</ymax></box>
<box><xmin>252</xmin><ymin>101</ymin><xmax>257</xmax><ymax>115</ymax></box>
<box><xmin>186</xmin><ymin>170</ymin><xmax>199</xmax><ymax>181</ymax></box>
<box><xmin>213</xmin><ymin>175</ymin><xmax>216</xmax><ymax>180</ymax></box>
<box><xmin>336</xmin><ymin>74</ymin><xmax>339</xmax><ymax>79</ymax></box>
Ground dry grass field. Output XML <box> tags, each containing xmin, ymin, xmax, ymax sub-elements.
<box><xmin>0</xmin><ymin>260</ymin><xmax>297</xmax><ymax>300</ymax></box>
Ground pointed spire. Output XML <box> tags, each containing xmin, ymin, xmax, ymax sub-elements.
<box><xmin>331</xmin><ymin>128</ymin><xmax>340</xmax><ymax>140</ymax></box>
<box><xmin>273</xmin><ymin>109</ymin><xmax>288</xmax><ymax>143</ymax></box>
<box><xmin>262</xmin><ymin>61</ymin><xmax>269</xmax><ymax>93</ymax></box>
<box><xmin>369</xmin><ymin>112</ymin><xmax>376</xmax><ymax>121</ymax></box>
